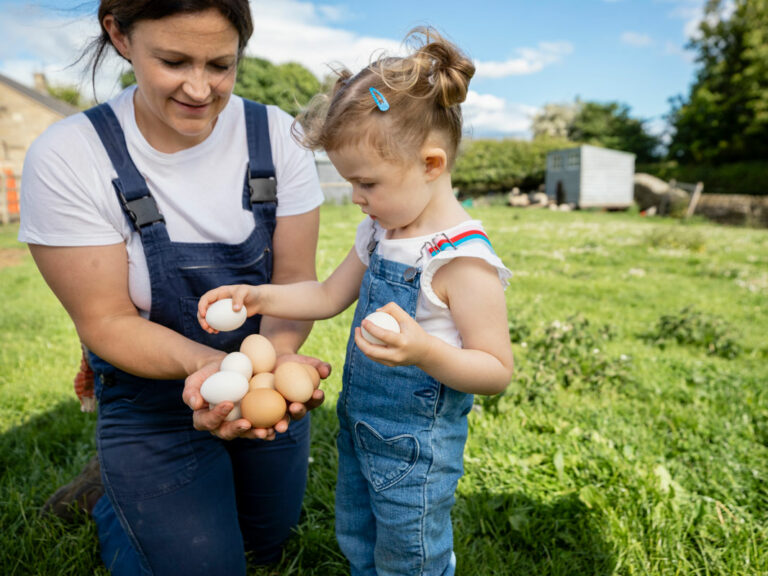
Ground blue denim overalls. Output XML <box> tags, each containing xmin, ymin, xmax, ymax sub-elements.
<box><xmin>336</xmin><ymin>241</ymin><xmax>474</xmax><ymax>576</ymax></box>
<box><xmin>82</xmin><ymin>101</ymin><xmax>310</xmax><ymax>576</ymax></box>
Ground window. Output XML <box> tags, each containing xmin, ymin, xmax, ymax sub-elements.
<box><xmin>566</xmin><ymin>150</ymin><xmax>580</xmax><ymax>170</ymax></box>
<box><xmin>551</xmin><ymin>154</ymin><xmax>563</xmax><ymax>170</ymax></box>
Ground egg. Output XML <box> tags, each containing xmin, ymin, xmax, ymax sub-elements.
<box><xmin>200</xmin><ymin>371</ymin><xmax>249</xmax><ymax>405</ymax></box>
<box><xmin>249</xmin><ymin>372</ymin><xmax>275</xmax><ymax>391</ymax></box>
<box><xmin>210</xmin><ymin>402</ymin><xmax>242</xmax><ymax>421</ymax></box>
<box><xmin>220</xmin><ymin>351</ymin><xmax>253</xmax><ymax>380</ymax></box>
<box><xmin>205</xmin><ymin>298</ymin><xmax>247</xmax><ymax>332</ymax></box>
<box><xmin>301</xmin><ymin>364</ymin><xmax>321</xmax><ymax>389</ymax></box>
<box><xmin>240</xmin><ymin>334</ymin><xmax>277</xmax><ymax>374</ymax></box>
<box><xmin>240</xmin><ymin>389</ymin><xmax>287</xmax><ymax>428</ymax></box>
<box><xmin>361</xmin><ymin>311</ymin><xmax>400</xmax><ymax>345</ymax></box>
<box><xmin>274</xmin><ymin>361</ymin><xmax>315</xmax><ymax>403</ymax></box>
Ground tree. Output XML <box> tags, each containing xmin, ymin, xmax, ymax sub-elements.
<box><xmin>568</xmin><ymin>101</ymin><xmax>661</xmax><ymax>162</ymax></box>
<box><xmin>46</xmin><ymin>84</ymin><xmax>82</xmax><ymax>108</ymax></box>
<box><xmin>668</xmin><ymin>0</ymin><xmax>768</xmax><ymax>163</ymax></box>
<box><xmin>119</xmin><ymin>58</ymin><xmax>322</xmax><ymax>117</ymax></box>
<box><xmin>234</xmin><ymin>58</ymin><xmax>321</xmax><ymax>117</ymax></box>
<box><xmin>531</xmin><ymin>102</ymin><xmax>578</xmax><ymax>140</ymax></box>
<box><xmin>532</xmin><ymin>99</ymin><xmax>661</xmax><ymax>162</ymax></box>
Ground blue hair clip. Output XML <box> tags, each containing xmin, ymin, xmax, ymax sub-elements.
<box><xmin>369</xmin><ymin>87</ymin><xmax>390</xmax><ymax>112</ymax></box>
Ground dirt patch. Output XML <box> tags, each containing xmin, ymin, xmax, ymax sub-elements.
<box><xmin>0</xmin><ymin>248</ymin><xmax>26</xmax><ymax>268</ymax></box>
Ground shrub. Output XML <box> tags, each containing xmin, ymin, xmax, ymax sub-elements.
<box><xmin>453</xmin><ymin>138</ymin><xmax>577</xmax><ymax>196</ymax></box>
<box><xmin>636</xmin><ymin>161</ymin><xmax>768</xmax><ymax>196</ymax></box>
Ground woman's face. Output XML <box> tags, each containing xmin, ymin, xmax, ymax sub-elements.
<box><xmin>105</xmin><ymin>9</ymin><xmax>240</xmax><ymax>153</ymax></box>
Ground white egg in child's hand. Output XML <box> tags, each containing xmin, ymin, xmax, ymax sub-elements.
<box><xmin>205</xmin><ymin>298</ymin><xmax>247</xmax><ymax>332</ymax></box>
<box><xmin>361</xmin><ymin>311</ymin><xmax>400</xmax><ymax>345</ymax></box>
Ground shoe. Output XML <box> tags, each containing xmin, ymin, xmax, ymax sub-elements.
<box><xmin>41</xmin><ymin>455</ymin><xmax>104</xmax><ymax>522</ymax></box>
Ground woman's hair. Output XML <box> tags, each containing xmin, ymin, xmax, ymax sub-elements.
<box><xmin>295</xmin><ymin>27</ymin><xmax>475</xmax><ymax>168</ymax></box>
<box><xmin>84</xmin><ymin>0</ymin><xmax>253</xmax><ymax>91</ymax></box>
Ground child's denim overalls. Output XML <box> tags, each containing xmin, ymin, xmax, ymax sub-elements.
<box><xmin>82</xmin><ymin>101</ymin><xmax>310</xmax><ymax>576</ymax></box>
<box><xmin>336</xmin><ymin>242</ymin><xmax>474</xmax><ymax>576</ymax></box>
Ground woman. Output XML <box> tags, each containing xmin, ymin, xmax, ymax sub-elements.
<box><xmin>19</xmin><ymin>1</ymin><xmax>326</xmax><ymax>574</ymax></box>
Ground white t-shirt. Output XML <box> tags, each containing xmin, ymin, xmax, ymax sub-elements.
<box><xmin>19</xmin><ymin>87</ymin><xmax>324</xmax><ymax>315</ymax></box>
<box><xmin>354</xmin><ymin>217</ymin><xmax>512</xmax><ymax>348</ymax></box>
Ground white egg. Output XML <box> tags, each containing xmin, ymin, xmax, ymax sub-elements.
<box><xmin>361</xmin><ymin>311</ymin><xmax>400</xmax><ymax>345</ymax></box>
<box><xmin>205</xmin><ymin>299</ymin><xmax>247</xmax><ymax>332</ymax></box>
<box><xmin>220</xmin><ymin>352</ymin><xmax>253</xmax><ymax>380</ymax></box>
<box><xmin>200</xmin><ymin>371</ymin><xmax>249</xmax><ymax>404</ymax></box>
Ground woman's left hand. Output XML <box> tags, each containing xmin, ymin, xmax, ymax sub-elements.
<box><xmin>183</xmin><ymin>354</ymin><xmax>329</xmax><ymax>441</ymax></box>
<box><xmin>354</xmin><ymin>302</ymin><xmax>432</xmax><ymax>367</ymax></box>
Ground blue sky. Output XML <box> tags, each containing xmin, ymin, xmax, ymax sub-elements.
<box><xmin>0</xmin><ymin>0</ymin><xmax>707</xmax><ymax>138</ymax></box>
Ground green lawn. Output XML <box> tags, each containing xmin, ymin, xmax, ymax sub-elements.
<box><xmin>1</xmin><ymin>205</ymin><xmax>766</xmax><ymax>575</ymax></box>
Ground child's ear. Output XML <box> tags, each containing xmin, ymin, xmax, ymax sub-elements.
<box><xmin>422</xmin><ymin>147</ymin><xmax>447</xmax><ymax>181</ymax></box>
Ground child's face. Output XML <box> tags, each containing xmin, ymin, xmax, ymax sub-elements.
<box><xmin>328</xmin><ymin>143</ymin><xmax>434</xmax><ymax>235</ymax></box>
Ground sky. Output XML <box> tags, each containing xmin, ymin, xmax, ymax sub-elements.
<box><xmin>0</xmin><ymin>0</ymin><xmax>708</xmax><ymax>139</ymax></box>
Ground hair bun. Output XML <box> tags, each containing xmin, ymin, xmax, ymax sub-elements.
<box><xmin>409</xmin><ymin>27</ymin><xmax>475</xmax><ymax>108</ymax></box>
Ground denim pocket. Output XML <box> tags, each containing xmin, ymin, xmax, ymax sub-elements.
<box><xmin>355</xmin><ymin>420</ymin><xmax>419</xmax><ymax>492</ymax></box>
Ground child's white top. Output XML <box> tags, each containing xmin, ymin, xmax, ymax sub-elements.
<box><xmin>19</xmin><ymin>86</ymin><xmax>324</xmax><ymax>316</ymax></box>
<box><xmin>354</xmin><ymin>217</ymin><xmax>512</xmax><ymax>348</ymax></box>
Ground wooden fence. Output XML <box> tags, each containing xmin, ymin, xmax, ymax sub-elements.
<box><xmin>1</xmin><ymin>169</ymin><xmax>21</xmax><ymax>224</ymax></box>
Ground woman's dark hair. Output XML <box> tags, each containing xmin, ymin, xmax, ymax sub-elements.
<box><xmin>85</xmin><ymin>0</ymin><xmax>253</xmax><ymax>93</ymax></box>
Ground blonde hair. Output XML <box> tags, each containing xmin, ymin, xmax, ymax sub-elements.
<box><xmin>294</xmin><ymin>27</ymin><xmax>475</xmax><ymax>168</ymax></box>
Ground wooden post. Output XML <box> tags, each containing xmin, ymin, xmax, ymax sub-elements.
<box><xmin>685</xmin><ymin>181</ymin><xmax>704</xmax><ymax>220</ymax></box>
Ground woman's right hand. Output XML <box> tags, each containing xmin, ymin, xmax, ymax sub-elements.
<box><xmin>198</xmin><ymin>284</ymin><xmax>262</xmax><ymax>333</ymax></box>
<box><xmin>183</xmin><ymin>359</ymin><xmax>280</xmax><ymax>441</ymax></box>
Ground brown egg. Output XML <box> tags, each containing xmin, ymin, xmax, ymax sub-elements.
<box><xmin>301</xmin><ymin>364</ymin><xmax>321</xmax><ymax>389</ymax></box>
<box><xmin>274</xmin><ymin>361</ymin><xmax>315</xmax><ymax>403</ymax></box>
<box><xmin>240</xmin><ymin>334</ymin><xmax>277</xmax><ymax>374</ymax></box>
<box><xmin>240</xmin><ymin>389</ymin><xmax>286</xmax><ymax>428</ymax></box>
<box><xmin>249</xmin><ymin>372</ymin><xmax>275</xmax><ymax>391</ymax></box>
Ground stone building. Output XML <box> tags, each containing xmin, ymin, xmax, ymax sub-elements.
<box><xmin>0</xmin><ymin>72</ymin><xmax>78</xmax><ymax>222</ymax></box>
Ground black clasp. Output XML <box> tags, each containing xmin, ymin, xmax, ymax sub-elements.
<box><xmin>116</xmin><ymin>190</ymin><xmax>165</xmax><ymax>231</ymax></box>
<box><xmin>249</xmin><ymin>177</ymin><xmax>277</xmax><ymax>204</ymax></box>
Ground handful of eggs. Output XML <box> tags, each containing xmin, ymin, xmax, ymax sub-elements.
<box><xmin>200</xmin><ymin>333</ymin><xmax>319</xmax><ymax>429</ymax></box>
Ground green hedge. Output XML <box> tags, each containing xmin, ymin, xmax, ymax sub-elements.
<box><xmin>636</xmin><ymin>161</ymin><xmax>768</xmax><ymax>196</ymax></box>
<box><xmin>453</xmin><ymin>138</ymin><xmax>577</xmax><ymax>195</ymax></box>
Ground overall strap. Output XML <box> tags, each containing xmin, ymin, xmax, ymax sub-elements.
<box><xmin>242</xmin><ymin>100</ymin><xmax>278</xmax><ymax>208</ymax></box>
<box><xmin>83</xmin><ymin>104</ymin><xmax>166</xmax><ymax>234</ymax></box>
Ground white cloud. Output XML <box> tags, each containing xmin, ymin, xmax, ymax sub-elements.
<box><xmin>474</xmin><ymin>42</ymin><xmax>573</xmax><ymax>78</ymax></box>
<box><xmin>463</xmin><ymin>90</ymin><xmax>538</xmax><ymax>137</ymax></box>
<box><xmin>621</xmin><ymin>32</ymin><xmax>653</xmax><ymax>47</ymax></box>
<box><xmin>0</xmin><ymin>7</ymin><xmax>125</xmax><ymax>101</ymax></box>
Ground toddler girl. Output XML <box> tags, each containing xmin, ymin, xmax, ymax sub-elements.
<box><xmin>198</xmin><ymin>27</ymin><xmax>514</xmax><ymax>576</ymax></box>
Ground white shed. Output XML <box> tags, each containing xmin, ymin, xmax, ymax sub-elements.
<box><xmin>545</xmin><ymin>145</ymin><xmax>635</xmax><ymax>209</ymax></box>
<box><xmin>314</xmin><ymin>152</ymin><xmax>352</xmax><ymax>204</ymax></box>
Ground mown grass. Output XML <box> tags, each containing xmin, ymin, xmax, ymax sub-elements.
<box><xmin>1</xmin><ymin>205</ymin><xmax>766</xmax><ymax>575</ymax></box>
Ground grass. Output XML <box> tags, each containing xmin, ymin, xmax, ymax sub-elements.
<box><xmin>1</xmin><ymin>205</ymin><xmax>766</xmax><ymax>575</ymax></box>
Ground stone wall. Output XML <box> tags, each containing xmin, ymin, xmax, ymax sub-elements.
<box><xmin>0</xmin><ymin>82</ymin><xmax>65</xmax><ymax>174</ymax></box>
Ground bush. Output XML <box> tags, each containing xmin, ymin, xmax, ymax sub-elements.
<box><xmin>636</xmin><ymin>161</ymin><xmax>768</xmax><ymax>196</ymax></box>
<box><xmin>453</xmin><ymin>138</ymin><xmax>577</xmax><ymax>196</ymax></box>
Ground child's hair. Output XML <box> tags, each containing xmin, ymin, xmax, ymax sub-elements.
<box><xmin>295</xmin><ymin>27</ymin><xmax>475</xmax><ymax>168</ymax></box>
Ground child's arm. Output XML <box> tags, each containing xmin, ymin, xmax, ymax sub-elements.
<box><xmin>199</xmin><ymin>246</ymin><xmax>367</xmax><ymax>330</ymax></box>
<box><xmin>355</xmin><ymin>257</ymin><xmax>513</xmax><ymax>395</ymax></box>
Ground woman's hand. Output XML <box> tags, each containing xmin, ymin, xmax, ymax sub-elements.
<box><xmin>198</xmin><ymin>284</ymin><xmax>262</xmax><ymax>334</ymax></box>
<box><xmin>353</xmin><ymin>302</ymin><xmax>433</xmax><ymax>367</ymax></box>
<box><xmin>182</xmin><ymin>353</ymin><xmax>330</xmax><ymax>441</ymax></box>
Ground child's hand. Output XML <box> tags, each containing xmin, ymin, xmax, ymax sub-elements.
<box><xmin>354</xmin><ymin>302</ymin><xmax>432</xmax><ymax>367</ymax></box>
<box><xmin>198</xmin><ymin>284</ymin><xmax>260</xmax><ymax>333</ymax></box>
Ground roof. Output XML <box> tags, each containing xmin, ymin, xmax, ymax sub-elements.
<box><xmin>0</xmin><ymin>72</ymin><xmax>80</xmax><ymax>117</ymax></box>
